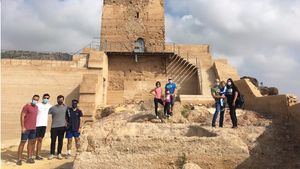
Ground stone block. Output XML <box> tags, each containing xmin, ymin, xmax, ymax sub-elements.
<box><xmin>87</xmin><ymin>51</ymin><xmax>105</xmax><ymax>69</ymax></box>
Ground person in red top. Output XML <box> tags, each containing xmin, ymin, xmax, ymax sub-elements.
<box><xmin>150</xmin><ymin>81</ymin><xmax>163</xmax><ymax>119</ymax></box>
<box><xmin>16</xmin><ymin>95</ymin><xmax>40</xmax><ymax>166</ymax></box>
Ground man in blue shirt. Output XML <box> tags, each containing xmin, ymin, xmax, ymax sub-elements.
<box><xmin>165</xmin><ymin>78</ymin><xmax>177</xmax><ymax>115</ymax></box>
<box><xmin>65</xmin><ymin>100</ymin><xmax>83</xmax><ymax>159</ymax></box>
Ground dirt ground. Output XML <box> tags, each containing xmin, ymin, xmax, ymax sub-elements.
<box><xmin>1</xmin><ymin>136</ymin><xmax>75</xmax><ymax>169</ymax></box>
<box><xmin>72</xmin><ymin>103</ymin><xmax>300</xmax><ymax>169</ymax></box>
<box><xmin>2</xmin><ymin>103</ymin><xmax>300</xmax><ymax>169</ymax></box>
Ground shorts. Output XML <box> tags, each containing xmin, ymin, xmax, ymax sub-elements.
<box><xmin>21</xmin><ymin>130</ymin><xmax>36</xmax><ymax>141</ymax></box>
<box><xmin>36</xmin><ymin>126</ymin><xmax>47</xmax><ymax>138</ymax></box>
<box><xmin>66</xmin><ymin>130</ymin><xmax>80</xmax><ymax>139</ymax></box>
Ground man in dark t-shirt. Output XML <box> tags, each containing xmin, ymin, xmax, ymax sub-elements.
<box><xmin>226</xmin><ymin>78</ymin><xmax>239</xmax><ymax>128</ymax></box>
<box><xmin>65</xmin><ymin>100</ymin><xmax>83</xmax><ymax>159</ymax></box>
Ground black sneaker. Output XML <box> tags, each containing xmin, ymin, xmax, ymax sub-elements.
<box><xmin>27</xmin><ymin>158</ymin><xmax>35</xmax><ymax>164</ymax></box>
<box><xmin>16</xmin><ymin>160</ymin><xmax>22</xmax><ymax>166</ymax></box>
<box><xmin>36</xmin><ymin>155</ymin><xmax>44</xmax><ymax>160</ymax></box>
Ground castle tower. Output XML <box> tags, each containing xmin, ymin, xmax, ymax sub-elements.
<box><xmin>100</xmin><ymin>0</ymin><xmax>165</xmax><ymax>52</ymax></box>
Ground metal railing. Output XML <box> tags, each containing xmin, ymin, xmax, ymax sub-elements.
<box><xmin>73</xmin><ymin>38</ymin><xmax>101</xmax><ymax>55</ymax></box>
<box><xmin>73</xmin><ymin>38</ymin><xmax>210</xmax><ymax>55</ymax></box>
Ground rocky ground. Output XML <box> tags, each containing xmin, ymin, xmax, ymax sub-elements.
<box><xmin>73</xmin><ymin>102</ymin><xmax>300</xmax><ymax>169</ymax></box>
<box><xmin>2</xmin><ymin>102</ymin><xmax>300</xmax><ymax>169</ymax></box>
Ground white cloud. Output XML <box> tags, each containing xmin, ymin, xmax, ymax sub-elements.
<box><xmin>165</xmin><ymin>0</ymin><xmax>300</xmax><ymax>97</ymax></box>
<box><xmin>1</xmin><ymin>0</ymin><xmax>300</xmax><ymax>97</ymax></box>
<box><xmin>2</xmin><ymin>0</ymin><xmax>102</xmax><ymax>52</ymax></box>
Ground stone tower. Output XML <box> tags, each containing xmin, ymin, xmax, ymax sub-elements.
<box><xmin>100</xmin><ymin>0</ymin><xmax>165</xmax><ymax>52</ymax></box>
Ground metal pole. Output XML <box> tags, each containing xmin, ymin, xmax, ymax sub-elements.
<box><xmin>187</xmin><ymin>51</ymin><xmax>189</xmax><ymax>61</ymax></box>
<box><xmin>173</xmin><ymin>43</ymin><xmax>175</xmax><ymax>53</ymax></box>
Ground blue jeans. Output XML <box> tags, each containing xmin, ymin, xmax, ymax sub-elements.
<box><xmin>212</xmin><ymin>102</ymin><xmax>225</xmax><ymax>127</ymax></box>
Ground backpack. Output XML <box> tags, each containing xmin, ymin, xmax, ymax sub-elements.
<box><xmin>236</xmin><ymin>95</ymin><xmax>245</xmax><ymax>109</ymax></box>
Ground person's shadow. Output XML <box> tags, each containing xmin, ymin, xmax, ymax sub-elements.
<box><xmin>1</xmin><ymin>147</ymin><xmax>50</xmax><ymax>163</ymax></box>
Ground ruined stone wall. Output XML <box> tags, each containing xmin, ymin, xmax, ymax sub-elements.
<box><xmin>107</xmin><ymin>54</ymin><xmax>168</xmax><ymax>105</ymax></box>
<box><xmin>288</xmin><ymin>103</ymin><xmax>300</xmax><ymax>140</ymax></box>
<box><xmin>1</xmin><ymin>59</ymin><xmax>103</xmax><ymax>141</ymax></box>
<box><xmin>234</xmin><ymin>79</ymin><xmax>289</xmax><ymax>119</ymax></box>
<box><xmin>100</xmin><ymin>0</ymin><xmax>165</xmax><ymax>52</ymax></box>
<box><xmin>213</xmin><ymin>60</ymin><xmax>240</xmax><ymax>82</ymax></box>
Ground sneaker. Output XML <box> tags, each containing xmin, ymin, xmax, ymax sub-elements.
<box><xmin>57</xmin><ymin>154</ymin><xmax>63</xmax><ymax>160</ymax></box>
<box><xmin>232</xmin><ymin>126</ymin><xmax>238</xmax><ymax>129</ymax></box>
<box><xmin>36</xmin><ymin>155</ymin><xmax>44</xmax><ymax>160</ymax></box>
<box><xmin>16</xmin><ymin>160</ymin><xmax>22</xmax><ymax>166</ymax></box>
<box><xmin>26</xmin><ymin>158</ymin><xmax>35</xmax><ymax>164</ymax></box>
<box><xmin>169</xmin><ymin>112</ymin><xmax>173</xmax><ymax>116</ymax></box>
<box><xmin>156</xmin><ymin>116</ymin><xmax>159</xmax><ymax>119</ymax></box>
<box><xmin>48</xmin><ymin>154</ymin><xmax>55</xmax><ymax>160</ymax></box>
<box><xmin>65</xmin><ymin>154</ymin><xmax>71</xmax><ymax>159</ymax></box>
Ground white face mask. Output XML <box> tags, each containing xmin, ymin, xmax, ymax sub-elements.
<box><xmin>227</xmin><ymin>82</ymin><xmax>232</xmax><ymax>86</ymax></box>
<box><xmin>32</xmin><ymin>100</ymin><xmax>38</xmax><ymax>105</ymax></box>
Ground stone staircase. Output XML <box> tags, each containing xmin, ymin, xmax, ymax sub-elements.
<box><xmin>166</xmin><ymin>54</ymin><xmax>202</xmax><ymax>95</ymax></box>
<box><xmin>166</xmin><ymin>53</ymin><xmax>220</xmax><ymax>105</ymax></box>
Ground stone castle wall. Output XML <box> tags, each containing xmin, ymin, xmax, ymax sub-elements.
<box><xmin>100</xmin><ymin>0</ymin><xmax>165</xmax><ymax>52</ymax></box>
<box><xmin>1</xmin><ymin>56</ymin><xmax>106</xmax><ymax>141</ymax></box>
<box><xmin>107</xmin><ymin>54</ymin><xmax>168</xmax><ymax>105</ymax></box>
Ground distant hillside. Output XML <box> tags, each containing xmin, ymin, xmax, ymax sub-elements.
<box><xmin>1</xmin><ymin>50</ymin><xmax>73</xmax><ymax>61</ymax></box>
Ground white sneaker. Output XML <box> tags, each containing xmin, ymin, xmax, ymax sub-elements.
<box><xmin>156</xmin><ymin>116</ymin><xmax>159</xmax><ymax>119</ymax></box>
<box><xmin>65</xmin><ymin>154</ymin><xmax>71</xmax><ymax>159</ymax></box>
<box><xmin>57</xmin><ymin>154</ymin><xmax>63</xmax><ymax>160</ymax></box>
<box><xmin>48</xmin><ymin>154</ymin><xmax>54</xmax><ymax>160</ymax></box>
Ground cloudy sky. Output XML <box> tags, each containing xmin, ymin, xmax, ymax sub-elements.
<box><xmin>2</xmin><ymin>0</ymin><xmax>300</xmax><ymax>97</ymax></box>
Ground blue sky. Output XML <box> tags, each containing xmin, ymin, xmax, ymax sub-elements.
<box><xmin>2</xmin><ymin>0</ymin><xmax>300</xmax><ymax>98</ymax></box>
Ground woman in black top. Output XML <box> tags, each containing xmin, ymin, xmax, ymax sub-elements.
<box><xmin>226</xmin><ymin>78</ymin><xmax>239</xmax><ymax>128</ymax></box>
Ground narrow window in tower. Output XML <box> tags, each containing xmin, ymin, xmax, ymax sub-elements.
<box><xmin>136</xmin><ymin>12</ymin><xmax>139</xmax><ymax>19</ymax></box>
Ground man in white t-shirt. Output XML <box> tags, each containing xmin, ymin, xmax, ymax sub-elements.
<box><xmin>35</xmin><ymin>93</ymin><xmax>52</xmax><ymax>160</ymax></box>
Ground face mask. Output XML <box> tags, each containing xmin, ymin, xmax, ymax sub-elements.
<box><xmin>57</xmin><ymin>101</ymin><xmax>63</xmax><ymax>105</ymax></box>
<box><xmin>32</xmin><ymin>100</ymin><xmax>38</xmax><ymax>105</ymax></box>
<box><xmin>215</xmin><ymin>82</ymin><xmax>220</xmax><ymax>86</ymax></box>
<box><xmin>228</xmin><ymin>82</ymin><xmax>232</xmax><ymax>86</ymax></box>
<box><xmin>42</xmin><ymin>99</ymin><xmax>48</xmax><ymax>104</ymax></box>
<box><xmin>72</xmin><ymin>103</ymin><xmax>78</xmax><ymax>108</ymax></box>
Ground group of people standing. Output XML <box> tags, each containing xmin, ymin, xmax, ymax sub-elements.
<box><xmin>149</xmin><ymin>77</ymin><xmax>240</xmax><ymax>128</ymax></box>
<box><xmin>150</xmin><ymin>78</ymin><xmax>177</xmax><ymax>119</ymax></box>
<box><xmin>211</xmin><ymin>78</ymin><xmax>239</xmax><ymax>128</ymax></box>
<box><xmin>17</xmin><ymin>94</ymin><xmax>83</xmax><ymax>166</ymax></box>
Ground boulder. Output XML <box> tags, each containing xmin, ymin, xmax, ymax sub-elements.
<box><xmin>183</xmin><ymin>163</ymin><xmax>202</xmax><ymax>169</ymax></box>
<box><xmin>260</xmin><ymin>87</ymin><xmax>279</xmax><ymax>96</ymax></box>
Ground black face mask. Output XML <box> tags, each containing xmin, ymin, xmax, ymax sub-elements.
<box><xmin>57</xmin><ymin>101</ymin><xmax>63</xmax><ymax>105</ymax></box>
<box><xmin>72</xmin><ymin>103</ymin><xmax>78</xmax><ymax>108</ymax></box>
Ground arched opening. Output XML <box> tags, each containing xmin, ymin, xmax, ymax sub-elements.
<box><xmin>134</xmin><ymin>38</ymin><xmax>145</xmax><ymax>53</ymax></box>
